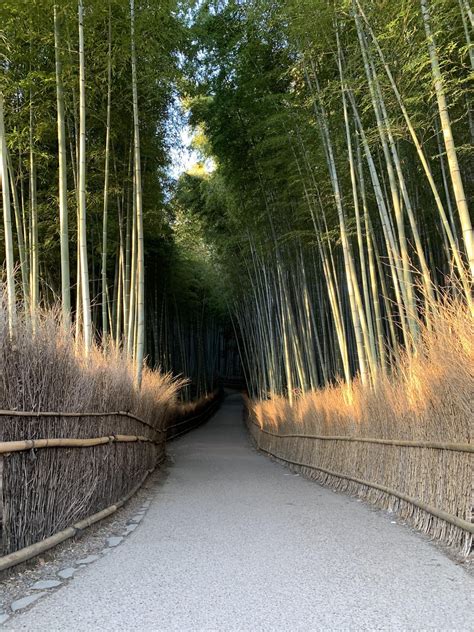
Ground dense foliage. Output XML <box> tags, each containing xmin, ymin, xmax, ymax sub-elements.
<box><xmin>0</xmin><ymin>0</ymin><xmax>236</xmax><ymax>394</ymax></box>
<box><xmin>1</xmin><ymin>0</ymin><xmax>472</xmax><ymax>399</ymax></box>
<box><xmin>177</xmin><ymin>0</ymin><xmax>473</xmax><ymax>399</ymax></box>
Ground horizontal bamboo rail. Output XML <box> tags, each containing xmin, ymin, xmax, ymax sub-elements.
<box><xmin>167</xmin><ymin>397</ymin><xmax>221</xmax><ymax>436</ymax></box>
<box><xmin>0</xmin><ymin>461</ymin><xmax>162</xmax><ymax>572</ymax></box>
<box><xmin>256</xmin><ymin>444</ymin><xmax>474</xmax><ymax>535</ymax></box>
<box><xmin>0</xmin><ymin>409</ymin><xmax>163</xmax><ymax>432</ymax></box>
<box><xmin>0</xmin><ymin>397</ymin><xmax>219</xmax><ymax>454</ymax></box>
<box><xmin>0</xmin><ymin>434</ymin><xmax>156</xmax><ymax>454</ymax></box>
<box><xmin>248</xmin><ymin>417</ymin><xmax>473</xmax><ymax>453</ymax></box>
<box><xmin>0</xmin><ymin>396</ymin><xmax>222</xmax><ymax>456</ymax></box>
<box><xmin>0</xmin><ymin>393</ymin><xmax>222</xmax><ymax>571</ymax></box>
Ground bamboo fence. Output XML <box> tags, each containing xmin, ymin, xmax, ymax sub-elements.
<box><xmin>0</xmin><ymin>408</ymin><xmax>163</xmax><ymax>556</ymax></box>
<box><xmin>167</xmin><ymin>390</ymin><xmax>223</xmax><ymax>441</ymax></box>
<box><xmin>247</xmin><ymin>412</ymin><xmax>473</xmax><ymax>556</ymax></box>
<box><xmin>0</xmin><ymin>462</ymin><xmax>159</xmax><ymax>572</ymax></box>
<box><xmin>0</xmin><ymin>392</ymin><xmax>221</xmax><ymax>560</ymax></box>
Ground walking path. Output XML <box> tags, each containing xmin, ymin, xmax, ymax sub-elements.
<box><xmin>7</xmin><ymin>394</ymin><xmax>474</xmax><ymax>630</ymax></box>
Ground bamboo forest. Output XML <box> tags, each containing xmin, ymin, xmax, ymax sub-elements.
<box><xmin>0</xmin><ymin>0</ymin><xmax>473</xmax><ymax>627</ymax></box>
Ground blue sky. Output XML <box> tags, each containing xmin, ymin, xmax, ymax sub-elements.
<box><xmin>169</xmin><ymin>123</ymin><xmax>199</xmax><ymax>179</ymax></box>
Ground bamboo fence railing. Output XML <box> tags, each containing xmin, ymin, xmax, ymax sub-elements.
<box><xmin>247</xmin><ymin>414</ymin><xmax>473</xmax><ymax>555</ymax></box>
<box><xmin>0</xmin><ymin>435</ymin><xmax>155</xmax><ymax>454</ymax></box>
<box><xmin>0</xmin><ymin>392</ymin><xmax>221</xmax><ymax>566</ymax></box>
<box><xmin>0</xmin><ymin>461</ymin><xmax>160</xmax><ymax>572</ymax></box>
<box><xmin>167</xmin><ymin>391</ymin><xmax>222</xmax><ymax>441</ymax></box>
<box><xmin>0</xmin><ymin>409</ymin><xmax>160</xmax><ymax>430</ymax></box>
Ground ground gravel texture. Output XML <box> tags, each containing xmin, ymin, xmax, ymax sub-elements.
<box><xmin>4</xmin><ymin>393</ymin><xmax>474</xmax><ymax>631</ymax></box>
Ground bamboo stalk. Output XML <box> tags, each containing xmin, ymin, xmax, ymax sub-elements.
<box><xmin>130</xmin><ymin>0</ymin><xmax>145</xmax><ymax>385</ymax></box>
<box><xmin>0</xmin><ymin>92</ymin><xmax>17</xmax><ymax>334</ymax></box>
<box><xmin>101</xmin><ymin>1</ymin><xmax>112</xmax><ymax>340</ymax></box>
<box><xmin>77</xmin><ymin>0</ymin><xmax>92</xmax><ymax>353</ymax></box>
<box><xmin>54</xmin><ymin>5</ymin><xmax>71</xmax><ymax>327</ymax></box>
<box><xmin>0</xmin><ymin>434</ymin><xmax>157</xmax><ymax>454</ymax></box>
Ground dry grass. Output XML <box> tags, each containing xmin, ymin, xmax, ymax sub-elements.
<box><xmin>248</xmin><ymin>297</ymin><xmax>473</xmax><ymax>555</ymax></box>
<box><xmin>0</xmin><ymin>305</ymin><xmax>182</xmax><ymax>427</ymax></box>
<box><xmin>168</xmin><ymin>390</ymin><xmax>218</xmax><ymax>419</ymax></box>
<box><xmin>0</xmin><ymin>303</ymin><xmax>182</xmax><ymax>554</ymax></box>
<box><xmin>166</xmin><ymin>389</ymin><xmax>221</xmax><ymax>440</ymax></box>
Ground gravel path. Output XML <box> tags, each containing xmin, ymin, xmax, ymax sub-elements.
<box><xmin>6</xmin><ymin>394</ymin><xmax>474</xmax><ymax>631</ymax></box>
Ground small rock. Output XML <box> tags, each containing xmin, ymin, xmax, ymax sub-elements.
<box><xmin>0</xmin><ymin>613</ymin><xmax>10</xmax><ymax>625</ymax></box>
<box><xmin>32</xmin><ymin>579</ymin><xmax>61</xmax><ymax>590</ymax></box>
<box><xmin>76</xmin><ymin>555</ymin><xmax>99</xmax><ymax>565</ymax></box>
<box><xmin>123</xmin><ymin>523</ymin><xmax>138</xmax><ymax>535</ymax></box>
<box><xmin>107</xmin><ymin>536</ymin><xmax>123</xmax><ymax>548</ymax></box>
<box><xmin>57</xmin><ymin>567</ymin><xmax>76</xmax><ymax>579</ymax></box>
<box><xmin>130</xmin><ymin>514</ymin><xmax>144</xmax><ymax>524</ymax></box>
<box><xmin>11</xmin><ymin>593</ymin><xmax>46</xmax><ymax>612</ymax></box>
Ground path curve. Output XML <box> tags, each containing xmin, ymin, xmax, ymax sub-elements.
<box><xmin>7</xmin><ymin>394</ymin><xmax>474</xmax><ymax>630</ymax></box>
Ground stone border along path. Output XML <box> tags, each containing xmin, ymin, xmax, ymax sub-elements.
<box><xmin>0</xmin><ymin>497</ymin><xmax>153</xmax><ymax>626</ymax></box>
<box><xmin>4</xmin><ymin>393</ymin><xmax>474</xmax><ymax>631</ymax></box>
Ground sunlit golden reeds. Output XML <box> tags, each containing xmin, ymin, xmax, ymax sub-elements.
<box><xmin>249</xmin><ymin>296</ymin><xmax>473</xmax><ymax>555</ymax></box>
<box><xmin>0</xmin><ymin>301</ymin><xmax>182</xmax><ymax>554</ymax></box>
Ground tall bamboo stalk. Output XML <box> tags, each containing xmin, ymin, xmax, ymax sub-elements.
<box><xmin>353</xmin><ymin>0</ymin><xmax>472</xmax><ymax>305</ymax></box>
<box><xmin>130</xmin><ymin>0</ymin><xmax>145</xmax><ymax>386</ymax></box>
<box><xmin>54</xmin><ymin>5</ymin><xmax>71</xmax><ymax>328</ymax></box>
<box><xmin>29</xmin><ymin>91</ymin><xmax>39</xmax><ymax>327</ymax></box>
<box><xmin>78</xmin><ymin>0</ymin><xmax>92</xmax><ymax>352</ymax></box>
<box><xmin>420</xmin><ymin>0</ymin><xmax>473</xmax><ymax>278</ymax></box>
<box><xmin>0</xmin><ymin>93</ymin><xmax>17</xmax><ymax>333</ymax></box>
<box><xmin>101</xmin><ymin>2</ymin><xmax>112</xmax><ymax>341</ymax></box>
<box><xmin>6</xmin><ymin>150</ymin><xmax>29</xmax><ymax>304</ymax></box>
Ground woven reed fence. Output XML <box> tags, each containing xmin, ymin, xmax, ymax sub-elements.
<box><xmin>0</xmin><ymin>408</ymin><xmax>166</xmax><ymax>556</ymax></box>
<box><xmin>0</xmin><ymin>390</ymin><xmax>222</xmax><ymax>565</ymax></box>
<box><xmin>167</xmin><ymin>390</ymin><xmax>223</xmax><ymax>441</ymax></box>
<box><xmin>247</xmin><ymin>410</ymin><xmax>473</xmax><ymax>556</ymax></box>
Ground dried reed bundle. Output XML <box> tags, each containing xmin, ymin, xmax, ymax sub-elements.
<box><xmin>248</xmin><ymin>298</ymin><xmax>473</xmax><ymax>555</ymax></box>
<box><xmin>0</xmin><ymin>303</ymin><xmax>182</xmax><ymax>554</ymax></box>
<box><xmin>167</xmin><ymin>390</ymin><xmax>222</xmax><ymax>440</ymax></box>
